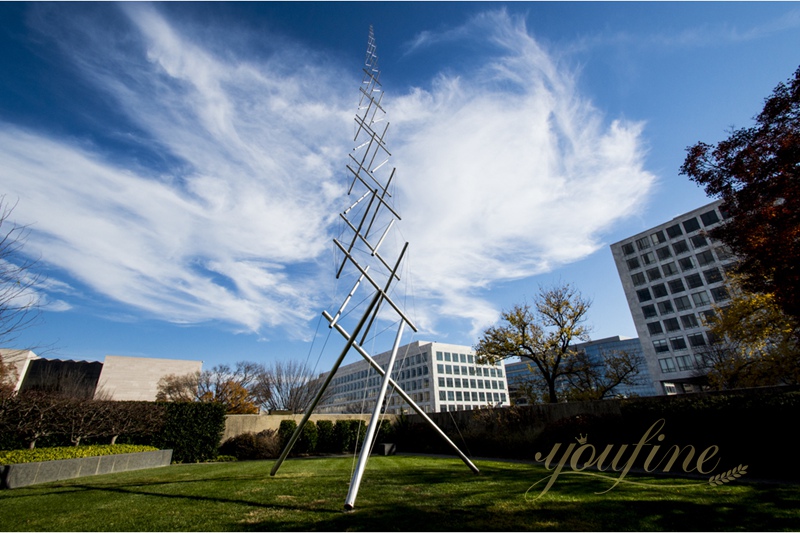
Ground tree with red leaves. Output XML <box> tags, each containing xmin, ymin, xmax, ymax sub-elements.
<box><xmin>680</xmin><ymin>66</ymin><xmax>800</xmax><ymax>322</ymax></box>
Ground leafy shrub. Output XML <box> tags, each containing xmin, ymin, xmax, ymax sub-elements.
<box><xmin>215</xmin><ymin>455</ymin><xmax>237</xmax><ymax>462</ymax></box>
<box><xmin>296</xmin><ymin>421</ymin><xmax>317</xmax><ymax>454</ymax></box>
<box><xmin>277</xmin><ymin>419</ymin><xmax>297</xmax><ymax>451</ymax></box>
<box><xmin>152</xmin><ymin>402</ymin><xmax>226</xmax><ymax>463</ymax></box>
<box><xmin>335</xmin><ymin>420</ymin><xmax>367</xmax><ymax>453</ymax></box>
<box><xmin>315</xmin><ymin>420</ymin><xmax>337</xmax><ymax>453</ymax></box>
<box><xmin>0</xmin><ymin>444</ymin><xmax>158</xmax><ymax>465</ymax></box>
<box><xmin>218</xmin><ymin>430</ymin><xmax>280</xmax><ymax>460</ymax></box>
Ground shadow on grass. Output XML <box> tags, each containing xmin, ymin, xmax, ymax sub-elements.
<box><xmin>2</xmin><ymin>458</ymin><xmax>798</xmax><ymax>531</ymax></box>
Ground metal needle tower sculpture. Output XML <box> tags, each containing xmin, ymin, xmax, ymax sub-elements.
<box><xmin>270</xmin><ymin>27</ymin><xmax>479</xmax><ymax>510</ymax></box>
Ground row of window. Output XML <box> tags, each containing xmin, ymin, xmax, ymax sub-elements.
<box><xmin>436</xmin><ymin>364</ymin><xmax>504</xmax><ymax>378</ymax></box>
<box><xmin>438</xmin><ymin>391</ymin><xmax>506</xmax><ymax>404</ymax></box>
<box><xmin>646</xmin><ymin>313</ymin><xmax>703</xmax><ymax>334</ymax></box>
<box><xmin>659</xmin><ymin>353</ymin><xmax>707</xmax><ymax>373</ymax></box>
<box><xmin>652</xmin><ymin>332</ymin><xmax>709</xmax><ymax>354</ymax></box>
<box><xmin>621</xmin><ymin>209</ymin><xmax>722</xmax><ymax>256</ymax></box>
<box><xmin>437</xmin><ymin>377</ymin><xmax>505</xmax><ymax>390</ymax></box>
<box><xmin>627</xmin><ymin>245</ymin><xmax>723</xmax><ymax>276</ymax></box>
<box><xmin>637</xmin><ymin>286</ymin><xmax>727</xmax><ymax>307</ymax></box>
<box><xmin>435</xmin><ymin>351</ymin><xmax>482</xmax><ymax>364</ymax></box>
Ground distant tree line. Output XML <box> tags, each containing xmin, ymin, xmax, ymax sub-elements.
<box><xmin>156</xmin><ymin>359</ymin><xmax>324</xmax><ymax>415</ymax></box>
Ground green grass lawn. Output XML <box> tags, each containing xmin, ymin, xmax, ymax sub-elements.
<box><xmin>1</xmin><ymin>455</ymin><xmax>798</xmax><ymax>531</ymax></box>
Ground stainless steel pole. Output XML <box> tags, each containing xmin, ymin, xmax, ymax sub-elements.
<box><xmin>323</xmin><ymin>311</ymin><xmax>480</xmax><ymax>475</ymax></box>
<box><xmin>270</xmin><ymin>290</ymin><xmax>383</xmax><ymax>477</ymax></box>
<box><xmin>344</xmin><ymin>320</ymin><xmax>406</xmax><ymax>510</ymax></box>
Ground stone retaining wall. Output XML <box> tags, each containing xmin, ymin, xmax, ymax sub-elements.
<box><xmin>0</xmin><ymin>449</ymin><xmax>173</xmax><ymax>489</ymax></box>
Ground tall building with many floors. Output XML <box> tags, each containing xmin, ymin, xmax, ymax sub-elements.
<box><xmin>610</xmin><ymin>200</ymin><xmax>736</xmax><ymax>395</ymax></box>
<box><xmin>314</xmin><ymin>341</ymin><xmax>510</xmax><ymax>414</ymax></box>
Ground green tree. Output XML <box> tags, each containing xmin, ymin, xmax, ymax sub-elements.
<box><xmin>475</xmin><ymin>284</ymin><xmax>590</xmax><ymax>403</ymax></box>
<box><xmin>680</xmin><ymin>65</ymin><xmax>800</xmax><ymax>320</ymax></box>
<box><xmin>698</xmin><ymin>277</ymin><xmax>799</xmax><ymax>390</ymax></box>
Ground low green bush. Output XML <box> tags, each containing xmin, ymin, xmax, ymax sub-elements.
<box><xmin>0</xmin><ymin>444</ymin><xmax>158</xmax><ymax>465</ymax></box>
<box><xmin>316</xmin><ymin>420</ymin><xmax>337</xmax><ymax>453</ymax></box>
<box><xmin>152</xmin><ymin>402</ymin><xmax>227</xmax><ymax>463</ymax></box>
<box><xmin>277</xmin><ymin>419</ymin><xmax>297</xmax><ymax>451</ymax></box>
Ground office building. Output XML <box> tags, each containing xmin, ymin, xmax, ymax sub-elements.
<box><xmin>314</xmin><ymin>341</ymin><xmax>511</xmax><ymax>414</ymax></box>
<box><xmin>504</xmin><ymin>335</ymin><xmax>656</xmax><ymax>404</ymax></box>
<box><xmin>610</xmin><ymin>200</ymin><xmax>736</xmax><ymax>394</ymax></box>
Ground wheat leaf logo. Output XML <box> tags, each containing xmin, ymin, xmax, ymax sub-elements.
<box><xmin>709</xmin><ymin>464</ymin><xmax>748</xmax><ymax>486</ymax></box>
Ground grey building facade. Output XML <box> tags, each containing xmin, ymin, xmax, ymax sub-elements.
<box><xmin>610</xmin><ymin>200</ymin><xmax>736</xmax><ymax>395</ymax></box>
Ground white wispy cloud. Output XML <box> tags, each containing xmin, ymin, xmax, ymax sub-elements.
<box><xmin>392</xmin><ymin>10</ymin><xmax>654</xmax><ymax>335</ymax></box>
<box><xmin>1</xmin><ymin>6</ymin><xmax>654</xmax><ymax>340</ymax></box>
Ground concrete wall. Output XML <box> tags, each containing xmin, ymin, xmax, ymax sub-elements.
<box><xmin>223</xmin><ymin>413</ymin><xmax>398</xmax><ymax>442</ymax></box>
<box><xmin>97</xmin><ymin>355</ymin><xmax>202</xmax><ymax>401</ymax></box>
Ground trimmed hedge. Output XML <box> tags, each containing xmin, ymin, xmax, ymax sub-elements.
<box><xmin>152</xmin><ymin>402</ymin><xmax>227</xmax><ymax>463</ymax></box>
<box><xmin>0</xmin><ymin>444</ymin><xmax>158</xmax><ymax>465</ymax></box>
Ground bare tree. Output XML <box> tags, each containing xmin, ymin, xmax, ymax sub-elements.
<box><xmin>156</xmin><ymin>371</ymin><xmax>201</xmax><ymax>402</ymax></box>
<box><xmin>562</xmin><ymin>349</ymin><xmax>644</xmax><ymax>401</ymax></box>
<box><xmin>0</xmin><ymin>197</ymin><xmax>42</xmax><ymax>347</ymax></box>
<box><xmin>257</xmin><ymin>360</ymin><xmax>324</xmax><ymax>413</ymax></box>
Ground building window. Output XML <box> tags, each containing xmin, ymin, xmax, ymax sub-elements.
<box><xmin>672</xmin><ymin>240</ymin><xmax>690</xmax><ymax>255</ymax></box>
<box><xmin>669</xmin><ymin>336</ymin><xmax>685</xmax><ymax>354</ymax></box>
<box><xmin>674</xmin><ymin>295</ymin><xmax>692</xmax><ymax>311</ymax></box>
<box><xmin>468</xmin><ymin>354</ymin><xmax>475</xmax><ymax>364</ymax></box>
<box><xmin>445</xmin><ymin>365</ymin><xmax>452</xmax><ymax>374</ymax></box>
<box><xmin>477</xmin><ymin>380</ymin><xmax>484</xmax><ymax>389</ymax></box>
<box><xmin>439</xmin><ymin>391</ymin><xmax>446</xmax><ymax>401</ymax></box>
<box><xmin>454</xmin><ymin>378</ymin><xmax>461</xmax><ymax>387</ymax></box>
<box><xmin>447</xmin><ymin>391</ymin><xmax>454</xmax><ymax>401</ymax></box>
<box><xmin>438</xmin><ymin>377</ymin><xmax>445</xmax><ymax>387</ymax></box>
<box><xmin>647</xmin><ymin>322</ymin><xmax>664</xmax><ymax>335</ymax></box>
<box><xmin>667</xmin><ymin>279</ymin><xmax>685</xmax><ymax>294</ymax></box>
<box><xmin>646</xmin><ymin>267</ymin><xmax>662</xmax><ymax>281</ymax></box>
<box><xmin>642</xmin><ymin>305</ymin><xmax>658</xmax><ymax>319</ymax></box>
<box><xmin>678</xmin><ymin>256</ymin><xmax>695</xmax><ymax>272</ymax></box>
<box><xmin>622</xmin><ymin>242</ymin><xmax>635</xmax><ymax>255</ymax></box>
<box><xmin>690</xmin><ymin>234</ymin><xmax>708</xmax><ymax>249</ymax></box>
<box><xmin>453</xmin><ymin>366</ymin><xmax>460</xmax><ymax>375</ymax></box>
<box><xmin>497</xmin><ymin>369</ymin><xmax>503</xmax><ymax>378</ymax></box>
<box><xmin>653</xmin><ymin>339</ymin><xmax>670</xmax><ymax>353</ymax></box>
<box><xmin>676</xmin><ymin>355</ymin><xmax>693</xmax><ymax>371</ymax></box>
<box><xmin>462</xmin><ymin>379</ymin><xmax>469</xmax><ymax>389</ymax></box>
<box><xmin>470</xmin><ymin>379</ymin><xmax>477</xmax><ymax>388</ymax></box>
<box><xmin>683</xmin><ymin>217</ymin><xmax>701</xmax><ymax>233</ymax></box>
<box><xmin>651</xmin><ymin>230</ymin><xmax>667</xmax><ymax>245</ymax></box>
<box><xmin>444</xmin><ymin>352</ymin><xmax>451</xmax><ymax>362</ymax></box>
<box><xmin>641</xmin><ymin>252</ymin><xmax>655</xmax><ymax>265</ymax></box>
<box><xmin>685</xmin><ymin>273</ymin><xmax>704</xmax><ymax>289</ymax></box>
<box><xmin>711</xmin><ymin>287</ymin><xmax>729</xmax><ymax>303</ymax></box>
<box><xmin>703</xmin><ymin>267</ymin><xmax>723</xmax><ymax>284</ymax></box>
<box><xmin>662</xmin><ymin>262</ymin><xmax>678</xmax><ymax>277</ymax></box>
<box><xmin>688</xmin><ymin>333</ymin><xmax>706</xmax><ymax>347</ymax></box>
<box><xmin>692</xmin><ymin>291</ymin><xmax>711</xmax><ymax>306</ymax></box>
<box><xmin>659</xmin><ymin>357</ymin><xmax>677</xmax><ymax>372</ymax></box>
<box><xmin>680</xmin><ymin>314</ymin><xmax>699</xmax><ymax>329</ymax></box>
<box><xmin>664</xmin><ymin>318</ymin><xmax>681</xmax><ymax>332</ymax></box>
<box><xmin>456</xmin><ymin>391</ymin><xmax>463</xmax><ymax>401</ymax></box>
<box><xmin>655</xmin><ymin>246</ymin><xmax>672</xmax><ymax>261</ymax></box>
<box><xmin>636</xmin><ymin>236</ymin><xmax>651</xmax><ymax>251</ymax></box>
<box><xmin>696</xmin><ymin>250</ymin><xmax>715</xmax><ymax>266</ymax></box>
<box><xmin>637</xmin><ymin>288</ymin><xmax>652</xmax><ymax>302</ymax></box>
<box><xmin>471</xmin><ymin>392</ymin><xmax>478</xmax><ymax>401</ymax></box>
<box><xmin>665</xmin><ymin>224</ymin><xmax>683</xmax><ymax>238</ymax></box>
<box><xmin>652</xmin><ymin>284</ymin><xmax>668</xmax><ymax>298</ymax></box>
<box><xmin>446</xmin><ymin>378</ymin><xmax>453</xmax><ymax>387</ymax></box>
<box><xmin>700</xmin><ymin>210</ymin><xmax>720</xmax><ymax>226</ymax></box>
<box><xmin>436</xmin><ymin>352</ymin><xmax>443</xmax><ymax>361</ymax></box>
<box><xmin>657</xmin><ymin>300</ymin><xmax>674</xmax><ymax>315</ymax></box>
<box><xmin>437</xmin><ymin>364</ymin><xmax>444</xmax><ymax>374</ymax></box>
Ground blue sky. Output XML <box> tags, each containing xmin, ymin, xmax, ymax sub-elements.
<box><xmin>2</xmin><ymin>2</ymin><xmax>799</xmax><ymax>373</ymax></box>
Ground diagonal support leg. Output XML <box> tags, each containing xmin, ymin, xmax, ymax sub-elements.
<box><xmin>270</xmin><ymin>290</ymin><xmax>383</xmax><ymax>477</ymax></box>
<box><xmin>344</xmin><ymin>320</ymin><xmax>406</xmax><ymax>510</ymax></box>
<box><xmin>324</xmin><ymin>310</ymin><xmax>480</xmax><ymax>475</ymax></box>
